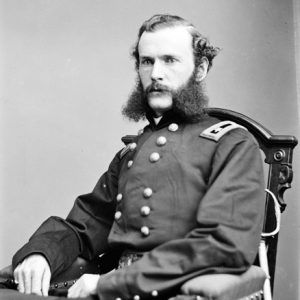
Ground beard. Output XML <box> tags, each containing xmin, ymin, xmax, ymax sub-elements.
<box><xmin>122</xmin><ymin>71</ymin><xmax>209</xmax><ymax>123</ymax></box>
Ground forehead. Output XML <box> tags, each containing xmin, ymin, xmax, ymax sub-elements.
<box><xmin>138</xmin><ymin>26</ymin><xmax>193</xmax><ymax>58</ymax></box>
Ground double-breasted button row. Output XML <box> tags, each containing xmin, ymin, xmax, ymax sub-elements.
<box><xmin>140</xmin><ymin>126</ymin><xmax>179</xmax><ymax>237</ymax></box>
<box><xmin>116</xmin><ymin>125</ymin><xmax>179</xmax><ymax>239</ymax></box>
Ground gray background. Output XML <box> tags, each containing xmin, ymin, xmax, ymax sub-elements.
<box><xmin>1</xmin><ymin>0</ymin><xmax>299</xmax><ymax>299</ymax></box>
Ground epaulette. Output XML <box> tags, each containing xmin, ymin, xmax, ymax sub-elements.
<box><xmin>120</xmin><ymin>144</ymin><xmax>131</xmax><ymax>159</ymax></box>
<box><xmin>200</xmin><ymin>121</ymin><xmax>247</xmax><ymax>142</ymax></box>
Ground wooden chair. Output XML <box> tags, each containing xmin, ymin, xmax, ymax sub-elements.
<box><xmin>0</xmin><ymin>108</ymin><xmax>298</xmax><ymax>300</ymax></box>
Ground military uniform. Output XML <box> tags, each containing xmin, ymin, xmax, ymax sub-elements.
<box><xmin>13</xmin><ymin>112</ymin><xmax>265</xmax><ymax>300</ymax></box>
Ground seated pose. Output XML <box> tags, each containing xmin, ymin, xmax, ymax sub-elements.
<box><xmin>12</xmin><ymin>14</ymin><xmax>265</xmax><ymax>300</ymax></box>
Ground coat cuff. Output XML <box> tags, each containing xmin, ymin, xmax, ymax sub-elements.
<box><xmin>12</xmin><ymin>232</ymin><xmax>80</xmax><ymax>277</ymax></box>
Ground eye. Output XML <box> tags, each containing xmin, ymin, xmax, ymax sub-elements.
<box><xmin>140</xmin><ymin>58</ymin><xmax>153</xmax><ymax>66</ymax></box>
<box><xmin>164</xmin><ymin>56</ymin><xmax>177</xmax><ymax>64</ymax></box>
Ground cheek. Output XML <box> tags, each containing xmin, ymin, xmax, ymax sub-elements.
<box><xmin>174</xmin><ymin>68</ymin><xmax>194</xmax><ymax>86</ymax></box>
<box><xmin>139</xmin><ymin>72</ymin><xmax>147</xmax><ymax>89</ymax></box>
<box><xmin>138</xmin><ymin>70</ymin><xmax>149</xmax><ymax>88</ymax></box>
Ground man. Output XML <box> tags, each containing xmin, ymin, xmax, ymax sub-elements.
<box><xmin>11</xmin><ymin>14</ymin><xmax>265</xmax><ymax>299</ymax></box>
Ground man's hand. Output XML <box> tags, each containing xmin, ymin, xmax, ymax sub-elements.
<box><xmin>67</xmin><ymin>274</ymin><xmax>100</xmax><ymax>298</ymax></box>
<box><xmin>13</xmin><ymin>254</ymin><xmax>51</xmax><ymax>296</ymax></box>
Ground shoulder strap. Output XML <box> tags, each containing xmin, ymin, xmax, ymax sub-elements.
<box><xmin>200</xmin><ymin>120</ymin><xmax>247</xmax><ymax>142</ymax></box>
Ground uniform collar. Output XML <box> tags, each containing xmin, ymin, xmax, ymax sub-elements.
<box><xmin>146</xmin><ymin>110</ymin><xmax>185</xmax><ymax>130</ymax></box>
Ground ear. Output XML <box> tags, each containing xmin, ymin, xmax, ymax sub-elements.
<box><xmin>195</xmin><ymin>57</ymin><xmax>209</xmax><ymax>82</ymax></box>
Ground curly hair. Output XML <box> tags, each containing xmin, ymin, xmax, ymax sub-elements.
<box><xmin>131</xmin><ymin>14</ymin><xmax>220</xmax><ymax>71</ymax></box>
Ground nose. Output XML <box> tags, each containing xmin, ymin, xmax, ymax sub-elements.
<box><xmin>151</xmin><ymin>60</ymin><xmax>164</xmax><ymax>81</ymax></box>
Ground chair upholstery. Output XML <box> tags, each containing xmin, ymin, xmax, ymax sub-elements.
<box><xmin>172</xmin><ymin>265</ymin><xmax>266</xmax><ymax>300</ymax></box>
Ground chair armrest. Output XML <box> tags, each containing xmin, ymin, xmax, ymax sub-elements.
<box><xmin>0</xmin><ymin>254</ymin><xmax>117</xmax><ymax>295</ymax></box>
<box><xmin>0</xmin><ymin>259</ymin><xmax>100</xmax><ymax>295</ymax></box>
<box><xmin>178</xmin><ymin>265</ymin><xmax>266</xmax><ymax>300</ymax></box>
<box><xmin>0</xmin><ymin>265</ymin><xmax>16</xmax><ymax>289</ymax></box>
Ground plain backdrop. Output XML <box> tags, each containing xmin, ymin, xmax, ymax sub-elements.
<box><xmin>0</xmin><ymin>0</ymin><xmax>299</xmax><ymax>299</ymax></box>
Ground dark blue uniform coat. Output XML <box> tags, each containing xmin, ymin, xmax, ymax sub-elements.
<box><xmin>13</xmin><ymin>113</ymin><xmax>265</xmax><ymax>300</ymax></box>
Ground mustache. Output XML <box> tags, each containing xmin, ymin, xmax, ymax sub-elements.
<box><xmin>145</xmin><ymin>82</ymin><xmax>171</xmax><ymax>94</ymax></box>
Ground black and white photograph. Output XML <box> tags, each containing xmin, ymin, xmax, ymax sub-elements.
<box><xmin>0</xmin><ymin>1</ymin><xmax>299</xmax><ymax>299</ymax></box>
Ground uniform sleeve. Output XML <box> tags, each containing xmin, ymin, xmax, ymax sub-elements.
<box><xmin>97</xmin><ymin>130</ymin><xmax>266</xmax><ymax>300</ymax></box>
<box><xmin>12</xmin><ymin>151</ymin><xmax>121</xmax><ymax>277</ymax></box>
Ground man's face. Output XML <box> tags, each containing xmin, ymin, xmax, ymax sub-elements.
<box><xmin>138</xmin><ymin>26</ymin><xmax>195</xmax><ymax>116</ymax></box>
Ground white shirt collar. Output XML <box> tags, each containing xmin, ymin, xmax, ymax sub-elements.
<box><xmin>153</xmin><ymin>116</ymin><xmax>163</xmax><ymax>125</ymax></box>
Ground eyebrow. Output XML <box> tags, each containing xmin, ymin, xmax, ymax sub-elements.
<box><xmin>140</xmin><ymin>55</ymin><xmax>153</xmax><ymax>60</ymax></box>
<box><xmin>162</xmin><ymin>54</ymin><xmax>179</xmax><ymax>60</ymax></box>
<box><xmin>140</xmin><ymin>54</ymin><xmax>180</xmax><ymax>60</ymax></box>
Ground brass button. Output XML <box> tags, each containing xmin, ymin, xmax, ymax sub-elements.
<box><xmin>143</xmin><ymin>188</ymin><xmax>153</xmax><ymax>198</ymax></box>
<box><xmin>141</xmin><ymin>226</ymin><xmax>150</xmax><ymax>236</ymax></box>
<box><xmin>115</xmin><ymin>298</ymin><xmax>122</xmax><ymax>300</ymax></box>
<box><xmin>114</xmin><ymin>211</ymin><xmax>122</xmax><ymax>220</ymax></box>
<box><xmin>129</xmin><ymin>143</ymin><xmax>137</xmax><ymax>151</ymax></box>
<box><xmin>151</xmin><ymin>290</ymin><xmax>158</xmax><ymax>297</ymax></box>
<box><xmin>133</xmin><ymin>296</ymin><xmax>140</xmax><ymax>300</ymax></box>
<box><xmin>116</xmin><ymin>193</ymin><xmax>123</xmax><ymax>202</ymax></box>
<box><xmin>149</xmin><ymin>152</ymin><xmax>160</xmax><ymax>162</ymax></box>
<box><xmin>127</xmin><ymin>160</ymin><xmax>133</xmax><ymax>168</ymax></box>
<box><xmin>156</xmin><ymin>136</ymin><xmax>167</xmax><ymax>146</ymax></box>
<box><xmin>168</xmin><ymin>123</ymin><xmax>179</xmax><ymax>132</ymax></box>
<box><xmin>141</xmin><ymin>206</ymin><xmax>151</xmax><ymax>216</ymax></box>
